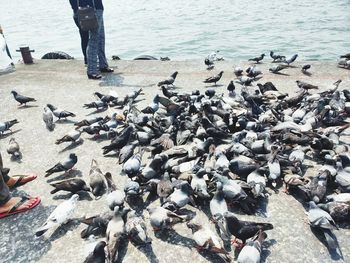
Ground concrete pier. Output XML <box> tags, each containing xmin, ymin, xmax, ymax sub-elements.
<box><xmin>0</xmin><ymin>59</ymin><xmax>350</xmax><ymax>263</ymax></box>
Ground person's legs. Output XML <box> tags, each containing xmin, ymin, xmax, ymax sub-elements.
<box><xmin>0</xmin><ymin>170</ymin><xmax>11</xmax><ymax>206</ymax></box>
<box><xmin>87</xmin><ymin>27</ymin><xmax>99</xmax><ymax>76</ymax></box>
<box><xmin>96</xmin><ymin>10</ymin><xmax>108</xmax><ymax>70</ymax></box>
<box><xmin>73</xmin><ymin>14</ymin><xmax>89</xmax><ymax>65</ymax></box>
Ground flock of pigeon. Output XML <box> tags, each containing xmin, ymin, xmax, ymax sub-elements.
<box><xmin>1</xmin><ymin>50</ymin><xmax>350</xmax><ymax>263</ymax></box>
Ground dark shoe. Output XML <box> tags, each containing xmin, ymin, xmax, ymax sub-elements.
<box><xmin>87</xmin><ymin>74</ymin><xmax>102</xmax><ymax>80</ymax></box>
<box><xmin>100</xmin><ymin>67</ymin><xmax>114</xmax><ymax>73</ymax></box>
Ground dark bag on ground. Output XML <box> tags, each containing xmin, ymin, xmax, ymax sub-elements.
<box><xmin>77</xmin><ymin>0</ymin><xmax>98</xmax><ymax>31</ymax></box>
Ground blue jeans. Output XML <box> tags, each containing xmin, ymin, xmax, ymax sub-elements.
<box><xmin>87</xmin><ymin>9</ymin><xmax>108</xmax><ymax>75</ymax></box>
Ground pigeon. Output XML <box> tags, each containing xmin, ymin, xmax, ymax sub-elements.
<box><xmin>124</xmin><ymin>179</ymin><xmax>141</xmax><ymax>197</ymax></box>
<box><xmin>237</xmin><ymin>230</ymin><xmax>267</xmax><ymax>263</ymax></box>
<box><xmin>161</xmin><ymin>86</ymin><xmax>178</xmax><ymax>98</ymax></box>
<box><xmin>283</xmin><ymin>54</ymin><xmax>298</xmax><ymax>65</ymax></box>
<box><xmin>147</xmin><ymin>206</ymin><xmax>189</xmax><ymax>231</ymax></box>
<box><xmin>7</xmin><ymin>138</ymin><xmax>21</xmax><ymax>158</ymax></box>
<box><xmin>74</xmin><ymin>116</ymin><xmax>104</xmax><ymax>129</ymax></box>
<box><xmin>204</xmin><ymin>58</ymin><xmax>215</xmax><ymax>70</ymax></box>
<box><xmin>45</xmin><ymin>153</ymin><xmax>78</xmax><ymax>177</ymax></box>
<box><xmin>35</xmin><ymin>194</ymin><xmax>79</xmax><ymax>236</ymax></box>
<box><xmin>302</xmin><ymin>64</ymin><xmax>311</xmax><ymax>73</ymax></box>
<box><xmin>318</xmin><ymin>201</ymin><xmax>350</xmax><ymax>222</ymax></box>
<box><xmin>83</xmin><ymin>241</ymin><xmax>106</xmax><ymax>263</ymax></box>
<box><xmin>223</xmin><ymin>211</ymin><xmax>273</xmax><ymax>244</ymax></box>
<box><xmin>296</xmin><ymin>80</ymin><xmax>318</xmax><ymax>90</ymax></box>
<box><xmin>105</xmin><ymin>172</ymin><xmax>125</xmax><ymax>210</ymax></box>
<box><xmin>50</xmin><ymin>178</ymin><xmax>90</xmax><ymax>194</ymax></box>
<box><xmin>340</xmin><ymin>53</ymin><xmax>350</xmax><ymax>59</ymax></box>
<box><xmin>308</xmin><ymin>201</ymin><xmax>339</xmax><ymax>250</ymax></box>
<box><xmin>106</xmin><ymin>206</ymin><xmax>128</xmax><ymax>262</ymax></box>
<box><xmin>157</xmin><ymin>71</ymin><xmax>178</xmax><ymax>87</ymax></box>
<box><xmin>83</xmin><ymin>100</ymin><xmax>107</xmax><ymax>110</ymax></box>
<box><xmin>46</xmin><ymin>104</ymin><xmax>76</xmax><ymax>120</ymax></box>
<box><xmin>210</xmin><ymin>181</ymin><xmax>228</xmax><ymax>220</ymax></box>
<box><xmin>125</xmin><ymin>210</ymin><xmax>152</xmax><ymax>245</ymax></box>
<box><xmin>94</xmin><ymin>91</ymin><xmax>117</xmax><ymax>103</ymax></box>
<box><xmin>269</xmin><ymin>64</ymin><xmax>288</xmax><ymax>74</ymax></box>
<box><xmin>11</xmin><ymin>90</ymin><xmax>36</xmax><ymax>106</ymax></box>
<box><xmin>203</xmin><ymin>71</ymin><xmax>224</xmax><ymax>86</ymax></box>
<box><xmin>186</xmin><ymin>221</ymin><xmax>231</xmax><ymax>262</ymax></box>
<box><xmin>43</xmin><ymin>107</ymin><xmax>54</xmax><ymax>130</ymax></box>
<box><xmin>0</xmin><ymin>119</ymin><xmax>19</xmax><ymax>135</ymax></box>
<box><xmin>248</xmin><ymin>54</ymin><xmax>265</xmax><ymax>63</ymax></box>
<box><xmin>118</xmin><ymin>142</ymin><xmax>137</xmax><ymax>164</ymax></box>
<box><xmin>102</xmin><ymin>126</ymin><xmax>134</xmax><ymax>155</ymax></box>
<box><xmin>270</xmin><ymin>51</ymin><xmax>286</xmax><ymax>62</ymax></box>
<box><xmin>55</xmin><ymin>130</ymin><xmax>81</xmax><ymax>144</ymax></box>
<box><xmin>122</xmin><ymin>149</ymin><xmax>143</xmax><ymax>177</ymax></box>
<box><xmin>233</xmin><ymin>67</ymin><xmax>243</xmax><ymax>77</ymax></box>
<box><xmin>89</xmin><ymin>159</ymin><xmax>107</xmax><ymax>197</ymax></box>
<box><xmin>141</xmin><ymin>95</ymin><xmax>160</xmax><ymax>114</ymax></box>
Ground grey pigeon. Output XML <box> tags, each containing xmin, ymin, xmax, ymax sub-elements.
<box><xmin>308</xmin><ymin>201</ymin><xmax>339</xmax><ymax>250</ymax></box>
<box><xmin>83</xmin><ymin>241</ymin><xmax>106</xmax><ymax>263</ymax></box>
<box><xmin>0</xmin><ymin>119</ymin><xmax>18</xmax><ymax>135</ymax></box>
<box><xmin>237</xmin><ymin>230</ymin><xmax>267</xmax><ymax>263</ymax></box>
<box><xmin>11</xmin><ymin>90</ymin><xmax>36</xmax><ymax>106</ymax></box>
<box><xmin>125</xmin><ymin>210</ymin><xmax>152</xmax><ymax>245</ymax></box>
<box><xmin>55</xmin><ymin>130</ymin><xmax>81</xmax><ymax>144</ymax></box>
<box><xmin>105</xmin><ymin>172</ymin><xmax>125</xmax><ymax>210</ymax></box>
<box><xmin>45</xmin><ymin>153</ymin><xmax>78</xmax><ymax>177</ymax></box>
<box><xmin>47</xmin><ymin>103</ymin><xmax>76</xmax><ymax>120</ymax></box>
<box><xmin>158</xmin><ymin>71</ymin><xmax>178</xmax><ymax>87</ymax></box>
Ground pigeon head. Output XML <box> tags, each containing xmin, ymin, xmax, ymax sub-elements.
<box><xmin>93</xmin><ymin>241</ymin><xmax>106</xmax><ymax>255</ymax></box>
<box><xmin>70</xmin><ymin>194</ymin><xmax>79</xmax><ymax>203</ymax></box>
<box><xmin>46</xmin><ymin>104</ymin><xmax>56</xmax><ymax>111</ymax></box>
<box><xmin>11</xmin><ymin>90</ymin><xmax>17</xmax><ymax>96</ymax></box>
<box><xmin>171</xmin><ymin>71</ymin><xmax>178</xmax><ymax>78</ymax></box>
<box><xmin>223</xmin><ymin>211</ymin><xmax>239</xmax><ymax>223</ymax></box>
<box><xmin>261</xmin><ymin>54</ymin><xmax>265</xmax><ymax>58</ymax></box>
<box><xmin>186</xmin><ymin>222</ymin><xmax>201</xmax><ymax>233</ymax></box>
<box><xmin>69</xmin><ymin>153</ymin><xmax>77</xmax><ymax>162</ymax></box>
<box><xmin>219</xmin><ymin>71</ymin><xmax>224</xmax><ymax>76</ymax></box>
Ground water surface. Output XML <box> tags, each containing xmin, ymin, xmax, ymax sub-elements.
<box><xmin>1</xmin><ymin>0</ymin><xmax>350</xmax><ymax>60</ymax></box>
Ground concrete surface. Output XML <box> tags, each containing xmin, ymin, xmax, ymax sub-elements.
<box><xmin>0</xmin><ymin>59</ymin><xmax>350</xmax><ymax>263</ymax></box>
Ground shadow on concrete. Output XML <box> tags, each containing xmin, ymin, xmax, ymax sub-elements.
<box><xmin>302</xmin><ymin>71</ymin><xmax>312</xmax><ymax>77</ymax></box>
<box><xmin>58</xmin><ymin>139</ymin><xmax>84</xmax><ymax>153</ymax></box>
<box><xmin>17</xmin><ymin>105</ymin><xmax>39</xmax><ymax>109</ymax></box>
<box><xmin>134</xmin><ymin>243</ymin><xmax>159</xmax><ymax>263</ymax></box>
<box><xmin>46</xmin><ymin>170</ymin><xmax>83</xmax><ymax>183</ymax></box>
<box><xmin>85</xmin><ymin>108</ymin><xmax>108</xmax><ymax>116</ymax></box>
<box><xmin>99</xmin><ymin>73</ymin><xmax>124</xmax><ymax>87</ymax></box>
<box><xmin>0</xmin><ymin>129</ymin><xmax>21</xmax><ymax>140</ymax></box>
<box><xmin>52</xmin><ymin>190</ymin><xmax>93</xmax><ymax>201</ymax></box>
<box><xmin>310</xmin><ymin>227</ymin><xmax>343</xmax><ymax>261</ymax></box>
<box><xmin>1</xmin><ymin>195</ymin><xmax>55</xmax><ymax>263</ymax></box>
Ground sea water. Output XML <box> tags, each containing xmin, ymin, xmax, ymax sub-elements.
<box><xmin>1</xmin><ymin>0</ymin><xmax>349</xmax><ymax>60</ymax></box>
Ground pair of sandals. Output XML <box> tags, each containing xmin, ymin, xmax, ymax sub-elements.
<box><xmin>87</xmin><ymin>67</ymin><xmax>114</xmax><ymax>80</ymax></box>
<box><xmin>0</xmin><ymin>175</ymin><xmax>40</xmax><ymax>219</ymax></box>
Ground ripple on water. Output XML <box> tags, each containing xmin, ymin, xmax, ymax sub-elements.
<box><xmin>1</xmin><ymin>0</ymin><xmax>350</xmax><ymax>60</ymax></box>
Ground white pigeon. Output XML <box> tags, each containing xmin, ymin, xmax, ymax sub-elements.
<box><xmin>35</xmin><ymin>194</ymin><xmax>79</xmax><ymax>237</ymax></box>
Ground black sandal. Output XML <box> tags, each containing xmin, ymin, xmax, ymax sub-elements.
<box><xmin>87</xmin><ymin>74</ymin><xmax>102</xmax><ymax>80</ymax></box>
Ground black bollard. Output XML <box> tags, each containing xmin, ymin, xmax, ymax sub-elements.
<box><xmin>16</xmin><ymin>46</ymin><xmax>35</xmax><ymax>64</ymax></box>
